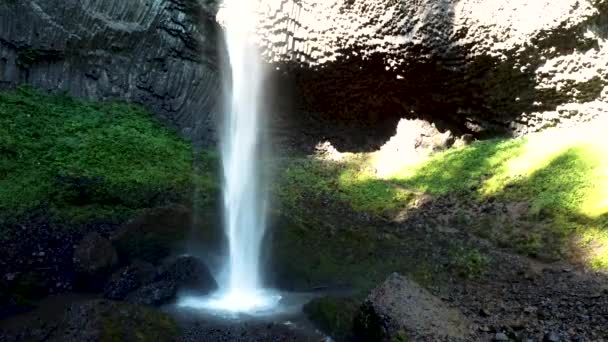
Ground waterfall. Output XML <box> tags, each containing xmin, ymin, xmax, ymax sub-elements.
<box><xmin>178</xmin><ymin>0</ymin><xmax>280</xmax><ymax>314</ymax></box>
<box><xmin>217</xmin><ymin>0</ymin><xmax>270</xmax><ymax>310</ymax></box>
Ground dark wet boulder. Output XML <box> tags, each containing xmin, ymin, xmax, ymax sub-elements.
<box><xmin>73</xmin><ymin>232</ymin><xmax>117</xmax><ymax>290</ymax></box>
<box><xmin>51</xmin><ymin>299</ymin><xmax>179</xmax><ymax>341</ymax></box>
<box><xmin>125</xmin><ymin>280</ymin><xmax>177</xmax><ymax>306</ymax></box>
<box><xmin>113</xmin><ymin>204</ymin><xmax>193</xmax><ymax>263</ymax></box>
<box><xmin>354</xmin><ymin>273</ymin><xmax>470</xmax><ymax>341</ymax></box>
<box><xmin>105</xmin><ymin>256</ymin><xmax>217</xmax><ymax>305</ymax></box>
<box><xmin>103</xmin><ymin>261</ymin><xmax>157</xmax><ymax>300</ymax></box>
<box><xmin>158</xmin><ymin>255</ymin><xmax>218</xmax><ymax>294</ymax></box>
<box><xmin>124</xmin><ymin>256</ymin><xmax>217</xmax><ymax>306</ymax></box>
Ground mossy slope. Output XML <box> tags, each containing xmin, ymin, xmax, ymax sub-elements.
<box><xmin>0</xmin><ymin>87</ymin><xmax>213</xmax><ymax>227</ymax></box>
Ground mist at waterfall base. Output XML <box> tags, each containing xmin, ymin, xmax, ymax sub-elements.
<box><xmin>177</xmin><ymin>0</ymin><xmax>287</xmax><ymax>316</ymax></box>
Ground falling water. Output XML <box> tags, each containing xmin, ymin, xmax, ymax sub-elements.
<box><xmin>217</xmin><ymin>0</ymin><xmax>271</xmax><ymax>311</ymax></box>
<box><xmin>178</xmin><ymin>0</ymin><xmax>280</xmax><ymax>313</ymax></box>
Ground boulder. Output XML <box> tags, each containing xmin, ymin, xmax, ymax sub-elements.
<box><xmin>158</xmin><ymin>255</ymin><xmax>218</xmax><ymax>294</ymax></box>
<box><xmin>113</xmin><ymin>204</ymin><xmax>193</xmax><ymax>263</ymax></box>
<box><xmin>51</xmin><ymin>299</ymin><xmax>179</xmax><ymax>341</ymax></box>
<box><xmin>104</xmin><ymin>256</ymin><xmax>217</xmax><ymax>305</ymax></box>
<box><xmin>125</xmin><ymin>280</ymin><xmax>177</xmax><ymax>306</ymax></box>
<box><xmin>103</xmin><ymin>261</ymin><xmax>157</xmax><ymax>300</ymax></box>
<box><xmin>73</xmin><ymin>232</ymin><xmax>117</xmax><ymax>289</ymax></box>
<box><xmin>354</xmin><ymin>273</ymin><xmax>470</xmax><ymax>341</ymax></box>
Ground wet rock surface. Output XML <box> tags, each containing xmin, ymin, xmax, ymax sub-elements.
<box><xmin>158</xmin><ymin>255</ymin><xmax>218</xmax><ymax>294</ymax></box>
<box><xmin>125</xmin><ymin>279</ymin><xmax>178</xmax><ymax>306</ymax></box>
<box><xmin>101</xmin><ymin>255</ymin><xmax>218</xmax><ymax>306</ymax></box>
<box><xmin>103</xmin><ymin>261</ymin><xmax>157</xmax><ymax>300</ymax></box>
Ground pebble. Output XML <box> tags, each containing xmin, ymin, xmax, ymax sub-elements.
<box><xmin>544</xmin><ymin>332</ymin><xmax>560</xmax><ymax>342</ymax></box>
<box><xmin>494</xmin><ymin>332</ymin><xmax>509</xmax><ymax>341</ymax></box>
<box><xmin>479</xmin><ymin>308</ymin><xmax>492</xmax><ymax>317</ymax></box>
<box><xmin>479</xmin><ymin>325</ymin><xmax>491</xmax><ymax>332</ymax></box>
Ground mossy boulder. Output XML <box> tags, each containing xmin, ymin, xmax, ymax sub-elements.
<box><xmin>51</xmin><ymin>299</ymin><xmax>179</xmax><ymax>341</ymax></box>
<box><xmin>113</xmin><ymin>204</ymin><xmax>192</xmax><ymax>263</ymax></box>
<box><xmin>303</xmin><ymin>296</ymin><xmax>360</xmax><ymax>342</ymax></box>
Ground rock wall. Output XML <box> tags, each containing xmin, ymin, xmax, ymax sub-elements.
<box><xmin>257</xmin><ymin>0</ymin><xmax>608</xmax><ymax>136</ymax></box>
<box><xmin>1</xmin><ymin>0</ymin><xmax>606</xmax><ymax>142</ymax></box>
<box><xmin>0</xmin><ymin>0</ymin><xmax>221</xmax><ymax>143</ymax></box>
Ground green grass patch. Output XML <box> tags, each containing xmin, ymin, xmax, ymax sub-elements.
<box><xmin>449</xmin><ymin>245</ymin><xmax>490</xmax><ymax>279</ymax></box>
<box><xmin>0</xmin><ymin>87</ymin><xmax>216</xmax><ymax>225</ymax></box>
<box><xmin>276</xmin><ymin>121</ymin><xmax>608</xmax><ymax>269</ymax></box>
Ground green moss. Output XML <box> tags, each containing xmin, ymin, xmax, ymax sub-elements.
<box><xmin>0</xmin><ymin>87</ymin><xmax>216</xmax><ymax>226</ymax></box>
<box><xmin>303</xmin><ymin>297</ymin><xmax>359</xmax><ymax>341</ymax></box>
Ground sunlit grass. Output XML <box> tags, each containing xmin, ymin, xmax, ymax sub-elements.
<box><xmin>278</xmin><ymin>118</ymin><xmax>608</xmax><ymax>270</ymax></box>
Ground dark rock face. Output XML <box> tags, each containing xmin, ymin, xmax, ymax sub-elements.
<box><xmin>259</xmin><ymin>0</ymin><xmax>608</xmax><ymax>136</ymax></box>
<box><xmin>354</xmin><ymin>273</ymin><xmax>470</xmax><ymax>341</ymax></box>
<box><xmin>73</xmin><ymin>232</ymin><xmax>117</xmax><ymax>289</ymax></box>
<box><xmin>2</xmin><ymin>0</ymin><xmax>605</xmax><ymax>144</ymax></box>
<box><xmin>0</xmin><ymin>0</ymin><xmax>222</xmax><ymax>143</ymax></box>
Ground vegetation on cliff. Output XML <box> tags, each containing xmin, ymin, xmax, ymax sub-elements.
<box><xmin>0</xmin><ymin>87</ymin><xmax>216</xmax><ymax>230</ymax></box>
